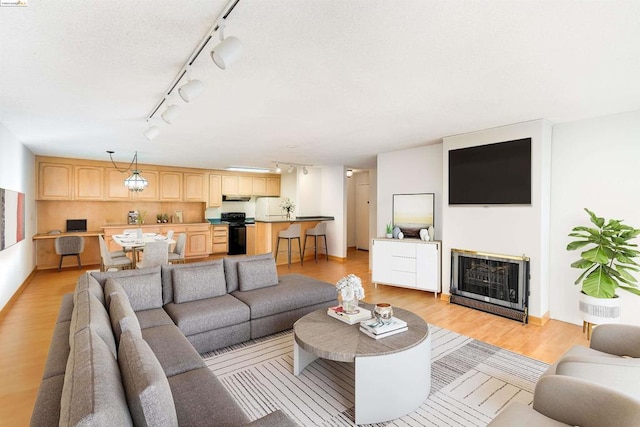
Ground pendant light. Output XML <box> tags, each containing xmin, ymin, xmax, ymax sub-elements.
<box><xmin>107</xmin><ymin>151</ymin><xmax>149</xmax><ymax>192</ymax></box>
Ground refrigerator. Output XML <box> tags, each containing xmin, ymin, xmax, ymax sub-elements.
<box><xmin>255</xmin><ymin>197</ymin><xmax>287</xmax><ymax>220</ymax></box>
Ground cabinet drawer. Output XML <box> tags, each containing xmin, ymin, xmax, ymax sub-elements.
<box><xmin>391</xmin><ymin>256</ymin><xmax>416</xmax><ymax>272</ymax></box>
<box><xmin>391</xmin><ymin>243</ymin><xmax>416</xmax><ymax>257</ymax></box>
<box><xmin>391</xmin><ymin>271</ymin><xmax>416</xmax><ymax>287</ymax></box>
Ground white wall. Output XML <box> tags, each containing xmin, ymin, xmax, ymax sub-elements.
<box><xmin>296</xmin><ymin>167</ymin><xmax>321</xmax><ymax>217</ymax></box>
<box><xmin>0</xmin><ymin>123</ymin><xmax>36</xmax><ymax>312</ymax></box>
<box><xmin>377</xmin><ymin>144</ymin><xmax>443</xmax><ymax>239</ymax></box>
<box><xmin>549</xmin><ymin>110</ymin><xmax>640</xmax><ymax>325</ymax></box>
<box><xmin>346</xmin><ymin>174</ymin><xmax>356</xmax><ymax>247</ymax></box>
<box><xmin>442</xmin><ymin>120</ymin><xmax>552</xmax><ymax>318</ymax></box>
<box><xmin>320</xmin><ymin>165</ymin><xmax>347</xmax><ymax>259</ymax></box>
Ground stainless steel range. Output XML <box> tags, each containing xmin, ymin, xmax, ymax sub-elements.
<box><xmin>221</xmin><ymin>212</ymin><xmax>247</xmax><ymax>255</ymax></box>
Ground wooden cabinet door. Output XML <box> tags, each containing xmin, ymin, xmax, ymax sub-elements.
<box><xmin>208</xmin><ymin>174</ymin><xmax>222</xmax><ymax>207</ymax></box>
<box><xmin>266</xmin><ymin>177</ymin><xmax>281</xmax><ymax>196</ymax></box>
<box><xmin>252</xmin><ymin>177</ymin><xmax>266</xmax><ymax>196</ymax></box>
<box><xmin>221</xmin><ymin>175</ymin><xmax>238</xmax><ymax>195</ymax></box>
<box><xmin>74</xmin><ymin>166</ymin><xmax>104</xmax><ymax>200</ymax></box>
<box><xmin>159</xmin><ymin>171</ymin><xmax>182</xmax><ymax>201</ymax></box>
<box><xmin>186</xmin><ymin>225</ymin><xmax>211</xmax><ymax>257</ymax></box>
<box><xmin>238</xmin><ymin>176</ymin><xmax>252</xmax><ymax>196</ymax></box>
<box><xmin>105</xmin><ymin>169</ymin><xmax>132</xmax><ymax>200</ymax></box>
<box><xmin>38</xmin><ymin>162</ymin><xmax>73</xmax><ymax>200</ymax></box>
<box><xmin>184</xmin><ymin>173</ymin><xmax>206</xmax><ymax>202</ymax></box>
<box><xmin>135</xmin><ymin>170</ymin><xmax>159</xmax><ymax>201</ymax></box>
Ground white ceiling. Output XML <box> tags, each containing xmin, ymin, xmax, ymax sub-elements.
<box><xmin>1</xmin><ymin>0</ymin><xmax>640</xmax><ymax>171</ymax></box>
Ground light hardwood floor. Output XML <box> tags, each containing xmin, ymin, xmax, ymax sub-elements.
<box><xmin>0</xmin><ymin>249</ymin><xmax>589</xmax><ymax>426</ymax></box>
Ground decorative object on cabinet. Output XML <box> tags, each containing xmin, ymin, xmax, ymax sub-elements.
<box><xmin>279</xmin><ymin>198</ymin><xmax>296</xmax><ymax>220</ymax></box>
<box><xmin>392</xmin><ymin>226</ymin><xmax>401</xmax><ymax>239</ymax></box>
<box><xmin>136</xmin><ymin>210</ymin><xmax>147</xmax><ymax>225</ymax></box>
<box><xmin>398</xmin><ymin>231</ymin><xmax>404</xmax><ymax>239</ymax></box>
<box><xmin>107</xmin><ymin>150</ymin><xmax>148</xmax><ymax>192</ymax></box>
<box><xmin>174</xmin><ymin>210</ymin><xmax>183</xmax><ymax>223</ymax></box>
<box><xmin>419</xmin><ymin>229</ymin><xmax>429</xmax><ymax>241</ymax></box>
<box><xmin>385</xmin><ymin>223</ymin><xmax>393</xmax><ymax>238</ymax></box>
<box><xmin>428</xmin><ymin>225</ymin><xmax>435</xmax><ymax>241</ymax></box>
<box><xmin>392</xmin><ymin>193</ymin><xmax>435</xmax><ymax>238</ymax></box>
<box><xmin>336</xmin><ymin>274</ymin><xmax>365</xmax><ymax>314</ymax></box>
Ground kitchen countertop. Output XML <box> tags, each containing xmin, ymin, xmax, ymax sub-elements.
<box><xmin>254</xmin><ymin>216</ymin><xmax>335</xmax><ymax>223</ymax></box>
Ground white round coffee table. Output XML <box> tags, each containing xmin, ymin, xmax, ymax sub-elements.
<box><xmin>293</xmin><ymin>305</ymin><xmax>431</xmax><ymax>424</ymax></box>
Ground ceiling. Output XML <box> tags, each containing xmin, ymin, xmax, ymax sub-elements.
<box><xmin>1</xmin><ymin>1</ymin><xmax>640</xmax><ymax>172</ymax></box>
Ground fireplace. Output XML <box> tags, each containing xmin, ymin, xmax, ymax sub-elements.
<box><xmin>450</xmin><ymin>249</ymin><xmax>530</xmax><ymax>323</ymax></box>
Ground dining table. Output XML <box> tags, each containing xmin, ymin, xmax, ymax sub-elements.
<box><xmin>111</xmin><ymin>232</ymin><xmax>176</xmax><ymax>268</ymax></box>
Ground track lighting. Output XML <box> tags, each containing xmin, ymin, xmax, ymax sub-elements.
<box><xmin>302</xmin><ymin>166</ymin><xmax>308</xmax><ymax>175</ymax></box>
<box><xmin>211</xmin><ymin>19</ymin><xmax>243</xmax><ymax>70</ymax></box>
<box><xmin>161</xmin><ymin>104</ymin><xmax>180</xmax><ymax>124</ymax></box>
<box><xmin>346</xmin><ymin>169</ymin><xmax>353</xmax><ymax>178</ymax></box>
<box><xmin>287</xmin><ymin>165</ymin><xmax>294</xmax><ymax>174</ymax></box>
<box><xmin>275</xmin><ymin>164</ymin><xmax>282</xmax><ymax>173</ymax></box>
<box><xmin>143</xmin><ymin>121</ymin><xmax>161</xmax><ymax>141</ymax></box>
<box><xmin>178</xmin><ymin>78</ymin><xmax>205</xmax><ymax>103</ymax></box>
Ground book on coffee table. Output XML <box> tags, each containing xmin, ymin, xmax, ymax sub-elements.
<box><xmin>359</xmin><ymin>325</ymin><xmax>409</xmax><ymax>340</ymax></box>
<box><xmin>359</xmin><ymin>317</ymin><xmax>408</xmax><ymax>335</ymax></box>
<box><xmin>327</xmin><ymin>306</ymin><xmax>372</xmax><ymax>325</ymax></box>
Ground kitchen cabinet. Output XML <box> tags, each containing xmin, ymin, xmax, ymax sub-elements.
<box><xmin>246</xmin><ymin>225</ymin><xmax>255</xmax><ymax>255</ymax></box>
<box><xmin>238</xmin><ymin>176</ymin><xmax>252</xmax><ymax>196</ymax></box>
<box><xmin>266</xmin><ymin>177</ymin><xmax>280</xmax><ymax>196</ymax></box>
<box><xmin>74</xmin><ymin>165</ymin><xmax>104</xmax><ymax>200</ymax></box>
<box><xmin>184</xmin><ymin>173</ymin><xmax>206</xmax><ymax>202</ymax></box>
<box><xmin>134</xmin><ymin>170</ymin><xmax>160</xmax><ymax>201</ymax></box>
<box><xmin>159</xmin><ymin>171</ymin><xmax>182</xmax><ymax>201</ymax></box>
<box><xmin>185</xmin><ymin>224</ymin><xmax>211</xmax><ymax>257</ymax></box>
<box><xmin>221</xmin><ymin>175</ymin><xmax>238</xmax><ymax>195</ymax></box>
<box><xmin>372</xmin><ymin>238</ymin><xmax>441</xmax><ymax>296</ymax></box>
<box><xmin>38</xmin><ymin>162</ymin><xmax>73</xmax><ymax>200</ymax></box>
<box><xmin>208</xmin><ymin>174</ymin><xmax>222</xmax><ymax>207</ymax></box>
<box><xmin>211</xmin><ymin>224</ymin><xmax>228</xmax><ymax>254</ymax></box>
<box><xmin>252</xmin><ymin>177</ymin><xmax>266</xmax><ymax>196</ymax></box>
<box><xmin>105</xmin><ymin>169</ymin><xmax>132</xmax><ymax>200</ymax></box>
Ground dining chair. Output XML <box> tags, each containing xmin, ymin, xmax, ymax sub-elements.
<box><xmin>122</xmin><ymin>228</ymin><xmax>143</xmax><ymax>260</ymax></box>
<box><xmin>137</xmin><ymin>241</ymin><xmax>168</xmax><ymax>268</ymax></box>
<box><xmin>302</xmin><ymin>222</ymin><xmax>328</xmax><ymax>263</ymax></box>
<box><xmin>275</xmin><ymin>223</ymin><xmax>302</xmax><ymax>267</ymax></box>
<box><xmin>166</xmin><ymin>230</ymin><xmax>175</xmax><ymax>252</ymax></box>
<box><xmin>54</xmin><ymin>235</ymin><xmax>85</xmax><ymax>272</ymax></box>
<box><xmin>98</xmin><ymin>235</ymin><xmax>133</xmax><ymax>272</ymax></box>
<box><xmin>168</xmin><ymin>233</ymin><xmax>187</xmax><ymax>264</ymax></box>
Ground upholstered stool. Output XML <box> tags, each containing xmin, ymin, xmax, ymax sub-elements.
<box><xmin>275</xmin><ymin>223</ymin><xmax>302</xmax><ymax>267</ymax></box>
<box><xmin>303</xmin><ymin>222</ymin><xmax>328</xmax><ymax>262</ymax></box>
<box><xmin>54</xmin><ymin>235</ymin><xmax>85</xmax><ymax>272</ymax></box>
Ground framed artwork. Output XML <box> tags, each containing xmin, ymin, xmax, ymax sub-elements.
<box><xmin>1</xmin><ymin>187</ymin><xmax>26</xmax><ymax>251</ymax></box>
<box><xmin>392</xmin><ymin>193</ymin><xmax>434</xmax><ymax>238</ymax></box>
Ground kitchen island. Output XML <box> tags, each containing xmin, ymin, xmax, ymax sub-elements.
<box><xmin>253</xmin><ymin>217</ymin><xmax>334</xmax><ymax>265</ymax></box>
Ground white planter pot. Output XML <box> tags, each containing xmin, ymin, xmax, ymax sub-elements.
<box><xmin>579</xmin><ymin>292</ymin><xmax>621</xmax><ymax>324</ymax></box>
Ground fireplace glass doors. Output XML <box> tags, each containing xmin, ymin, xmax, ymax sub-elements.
<box><xmin>450</xmin><ymin>249</ymin><xmax>529</xmax><ymax>323</ymax></box>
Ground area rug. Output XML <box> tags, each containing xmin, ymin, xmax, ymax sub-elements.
<box><xmin>202</xmin><ymin>326</ymin><xmax>548</xmax><ymax>426</ymax></box>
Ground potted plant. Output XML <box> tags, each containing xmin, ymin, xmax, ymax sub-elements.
<box><xmin>385</xmin><ymin>223</ymin><xmax>393</xmax><ymax>238</ymax></box>
<box><xmin>567</xmin><ymin>208</ymin><xmax>640</xmax><ymax>324</ymax></box>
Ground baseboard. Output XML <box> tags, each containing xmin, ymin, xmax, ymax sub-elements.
<box><xmin>0</xmin><ymin>267</ymin><xmax>37</xmax><ymax>322</ymax></box>
<box><xmin>440</xmin><ymin>293</ymin><xmax>451</xmax><ymax>303</ymax></box>
<box><xmin>528</xmin><ymin>311</ymin><xmax>550</xmax><ymax>326</ymax></box>
<box><xmin>328</xmin><ymin>255</ymin><xmax>346</xmax><ymax>263</ymax></box>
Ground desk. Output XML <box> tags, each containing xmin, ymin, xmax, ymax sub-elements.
<box><xmin>112</xmin><ymin>233</ymin><xmax>175</xmax><ymax>268</ymax></box>
<box><xmin>33</xmin><ymin>231</ymin><xmax>103</xmax><ymax>270</ymax></box>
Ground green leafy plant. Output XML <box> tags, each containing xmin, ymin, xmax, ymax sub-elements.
<box><xmin>385</xmin><ymin>223</ymin><xmax>393</xmax><ymax>234</ymax></box>
<box><xmin>567</xmin><ymin>208</ymin><xmax>640</xmax><ymax>298</ymax></box>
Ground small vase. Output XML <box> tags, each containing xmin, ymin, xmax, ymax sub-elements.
<box><xmin>342</xmin><ymin>298</ymin><xmax>359</xmax><ymax>314</ymax></box>
<box><xmin>286</xmin><ymin>212</ymin><xmax>291</xmax><ymax>220</ymax></box>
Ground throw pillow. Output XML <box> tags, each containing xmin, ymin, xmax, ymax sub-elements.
<box><xmin>161</xmin><ymin>260</ymin><xmax>221</xmax><ymax>304</ymax></box>
<box><xmin>223</xmin><ymin>253</ymin><xmax>273</xmax><ymax>293</ymax></box>
<box><xmin>237</xmin><ymin>258</ymin><xmax>279</xmax><ymax>292</ymax></box>
<box><xmin>118</xmin><ymin>330</ymin><xmax>178</xmax><ymax>427</ymax></box>
<box><xmin>172</xmin><ymin>263</ymin><xmax>226</xmax><ymax>304</ymax></box>
<box><xmin>113</xmin><ymin>271</ymin><xmax>162</xmax><ymax>311</ymax></box>
<box><xmin>109</xmin><ymin>292</ymin><xmax>142</xmax><ymax>343</ymax></box>
<box><xmin>69</xmin><ymin>289</ymin><xmax>117</xmax><ymax>358</ymax></box>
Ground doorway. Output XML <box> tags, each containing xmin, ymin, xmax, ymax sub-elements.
<box><xmin>355</xmin><ymin>182</ymin><xmax>370</xmax><ymax>250</ymax></box>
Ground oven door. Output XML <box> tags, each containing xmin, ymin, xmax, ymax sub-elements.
<box><xmin>227</xmin><ymin>225</ymin><xmax>247</xmax><ymax>255</ymax></box>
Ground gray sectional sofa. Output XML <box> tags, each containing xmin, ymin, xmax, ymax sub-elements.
<box><xmin>31</xmin><ymin>253</ymin><xmax>338</xmax><ymax>426</ymax></box>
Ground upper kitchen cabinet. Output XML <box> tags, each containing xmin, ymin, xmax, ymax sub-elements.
<box><xmin>105</xmin><ymin>169</ymin><xmax>132</xmax><ymax>201</ymax></box>
<box><xmin>74</xmin><ymin>165</ymin><xmax>104</xmax><ymax>200</ymax></box>
<box><xmin>208</xmin><ymin>174</ymin><xmax>222</xmax><ymax>207</ymax></box>
<box><xmin>238</xmin><ymin>176</ymin><xmax>252</xmax><ymax>196</ymax></box>
<box><xmin>266</xmin><ymin>177</ymin><xmax>280</xmax><ymax>196</ymax></box>
<box><xmin>159</xmin><ymin>171</ymin><xmax>182</xmax><ymax>201</ymax></box>
<box><xmin>134</xmin><ymin>170</ymin><xmax>160</xmax><ymax>201</ymax></box>
<box><xmin>184</xmin><ymin>173</ymin><xmax>207</xmax><ymax>202</ymax></box>
<box><xmin>38</xmin><ymin>162</ymin><xmax>73</xmax><ymax>200</ymax></box>
<box><xmin>221</xmin><ymin>175</ymin><xmax>238</xmax><ymax>195</ymax></box>
<box><xmin>252</xmin><ymin>177</ymin><xmax>266</xmax><ymax>195</ymax></box>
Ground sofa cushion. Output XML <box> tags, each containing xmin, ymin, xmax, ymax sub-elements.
<box><xmin>57</xmin><ymin>293</ymin><xmax>75</xmax><ymax>323</ymax></box>
<box><xmin>161</xmin><ymin>260</ymin><xmax>222</xmax><ymax>305</ymax></box>
<box><xmin>232</xmin><ymin>273</ymin><xmax>337</xmax><ymax>319</ymax></box>
<box><xmin>118</xmin><ymin>330</ymin><xmax>178</xmax><ymax>427</ymax></box>
<box><xmin>172</xmin><ymin>262</ymin><xmax>226</xmax><ymax>303</ymax></box>
<box><xmin>74</xmin><ymin>273</ymin><xmax>105</xmax><ymax>307</ymax></box>
<box><xmin>70</xmin><ymin>289</ymin><xmax>117</xmax><ymax>358</ymax></box>
<box><xmin>41</xmin><ymin>320</ymin><xmax>71</xmax><ymax>379</ymax></box>
<box><xmin>107</xmin><ymin>272</ymin><xmax>162</xmax><ymax>311</ymax></box>
<box><xmin>109</xmin><ymin>292</ymin><xmax>142</xmax><ymax>343</ymax></box>
<box><xmin>237</xmin><ymin>258</ymin><xmax>279</xmax><ymax>291</ymax></box>
<box><xmin>223</xmin><ymin>253</ymin><xmax>274</xmax><ymax>293</ymax></box>
<box><xmin>168</xmin><ymin>367</ymin><xmax>250</xmax><ymax>426</ymax></box>
<box><xmin>164</xmin><ymin>294</ymin><xmax>250</xmax><ymax>337</ymax></box>
<box><xmin>104</xmin><ymin>277</ymin><xmax>127</xmax><ymax>308</ymax></box>
<box><xmin>90</xmin><ymin>265</ymin><xmax>160</xmax><ymax>287</ymax></box>
<box><xmin>141</xmin><ymin>324</ymin><xmax>206</xmax><ymax>377</ymax></box>
<box><xmin>135</xmin><ymin>308</ymin><xmax>175</xmax><ymax>330</ymax></box>
<box><xmin>30</xmin><ymin>374</ymin><xmax>65</xmax><ymax>427</ymax></box>
<box><xmin>59</xmin><ymin>327</ymin><xmax>133</xmax><ymax>427</ymax></box>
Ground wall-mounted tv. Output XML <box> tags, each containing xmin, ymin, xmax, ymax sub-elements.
<box><xmin>392</xmin><ymin>193</ymin><xmax>434</xmax><ymax>238</ymax></box>
<box><xmin>448</xmin><ymin>138</ymin><xmax>531</xmax><ymax>205</ymax></box>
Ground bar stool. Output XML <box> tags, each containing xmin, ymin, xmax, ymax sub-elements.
<box><xmin>303</xmin><ymin>222</ymin><xmax>328</xmax><ymax>262</ymax></box>
<box><xmin>276</xmin><ymin>223</ymin><xmax>302</xmax><ymax>267</ymax></box>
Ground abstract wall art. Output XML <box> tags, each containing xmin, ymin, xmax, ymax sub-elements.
<box><xmin>0</xmin><ymin>187</ymin><xmax>26</xmax><ymax>251</ymax></box>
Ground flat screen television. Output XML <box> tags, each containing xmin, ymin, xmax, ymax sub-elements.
<box><xmin>448</xmin><ymin>138</ymin><xmax>531</xmax><ymax>205</ymax></box>
<box><xmin>66</xmin><ymin>219</ymin><xmax>87</xmax><ymax>232</ymax></box>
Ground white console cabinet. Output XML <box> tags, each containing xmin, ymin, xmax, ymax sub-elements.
<box><xmin>372</xmin><ymin>238</ymin><xmax>441</xmax><ymax>296</ymax></box>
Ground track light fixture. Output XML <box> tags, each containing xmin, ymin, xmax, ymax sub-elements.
<box><xmin>143</xmin><ymin>119</ymin><xmax>161</xmax><ymax>141</ymax></box>
<box><xmin>161</xmin><ymin>103</ymin><xmax>181</xmax><ymax>124</ymax></box>
<box><xmin>107</xmin><ymin>151</ymin><xmax>149</xmax><ymax>192</ymax></box>
<box><xmin>287</xmin><ymin>165</ymin><xmax>294</xmax><ymax>174</ymax></box>
<box><xmin>275</xmin><ymin>161</ymin><xmax>312</xmax><ymax>175</ymax></box>
<box><xmin>178</xmin><ymin>73</ymin><xmax>205</xmax><ymax>103</ymax></box>
<box><xmin>275</xmin><ymin>163</ymin><xmax>282</xmax><ymax>173</ymax></box>
<box><xmin>211</xmin><ymin>19</ymin><xmax>243</xmax><ymax>70</ymax></box>
<box><xmin>302</xmin><ymin>166</ymin><xmax>308</xmax><ymax>175</ymax></box>
<box><xmin>346</xmin><ymin>169</ymin><xmax>353</xmax><ymax>178</ymax></box>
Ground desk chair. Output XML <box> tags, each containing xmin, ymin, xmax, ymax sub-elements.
<box><xmin>55</xmin><ymin>235</ymin><xmax>85</xmax><ymax>272</ymax></box>
<box><xmin>137</xmin><ymin>241</ymin><xmax>168</xmax><ymax>268</ymax></box>
<box><xmin>303</xmin><ymin>222</ymin><xmax>328</xmax><ymax>262</ymax></box>
<box><xmin>276</xmin><ymin>223</ymin><xmax>302</xmax><ymax>267</ymax></box>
